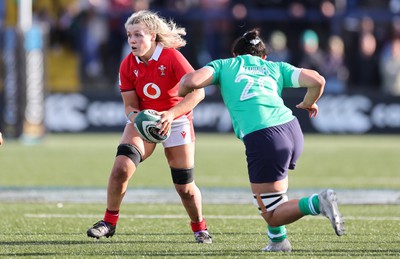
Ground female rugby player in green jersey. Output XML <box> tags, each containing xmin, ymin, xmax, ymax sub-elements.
<box><xmin>179</xmin><ymin>28</ymin><xmax>344</xmax><ymax>252</ymax></box>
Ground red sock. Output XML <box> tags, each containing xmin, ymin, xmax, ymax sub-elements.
<box><xmin>104</xmin><ymin>209</ymin><xmax>119</xmax><ymax>226</ymax></box>
<box><xmin>190</xmin><ymin>219</ymin><xmax>207</xmax><ymax>232</ymax></box>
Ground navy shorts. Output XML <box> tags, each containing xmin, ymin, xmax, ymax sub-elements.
<box><xmin>243</xmin><ymin>118</ymin><xmax>304</xmax><ymax>183</ymax></box>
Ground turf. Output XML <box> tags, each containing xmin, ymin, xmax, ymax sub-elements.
<box><xmin>1</xmin><ymin>133</ymin><xmax>399</xmax><ymax>258</ymax></box>
<box><xmin>1</xmin><ymin>203</ymin><xmax>399</xmax><ymax>258</ymax></box>
<box><xmin>0</xmin><ymin>133</ymin><xmax>399</xmax><ymax>189</ymax></box>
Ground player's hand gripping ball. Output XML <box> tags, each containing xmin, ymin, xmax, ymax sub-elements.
<box><xmin>134</xmin><ymin>109</ymin><xmax>171</xmax><ymax>143</ymax></box>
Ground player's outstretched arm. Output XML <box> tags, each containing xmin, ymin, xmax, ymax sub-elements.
<box><xmin>167</xmin><ymin>86</ymin><xmax>204</xmax><ymax>117</ymax></box>
<box><xmin>158</xmin><ymin>87</ymin><xmax>205</xmax><ymax>134</ymax></box>
<box><xmin>179</xmin><ymin>67</ymin><xmax>214</xmax><ymax>97</ymax></box>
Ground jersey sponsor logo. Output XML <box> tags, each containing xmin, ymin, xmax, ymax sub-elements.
<box><xmin>133</xmin><ymin>70</ymin><xmax>138</xmax><ymax>77</ymax></box>
<box><xmin>143</xmin><ymin>83</ymin><xmax>161</xmax><ymax>99</ymax></box>
<box><xmin>158</xmin><ymin>65</ymin><xmax>166</xmax><ymax>76</ymax></box>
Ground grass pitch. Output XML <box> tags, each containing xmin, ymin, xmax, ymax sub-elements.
<box><xmin>0</xmin><ymin>133</ymin><xmax>400</xmax><ymax>257</ymax></box>
<box><xmin>1</xmin><ymin>133</ymin><xmax>399</xmax><ymax>189</ymax></box>
<box><xmin>1</xmin><ymin>203</ymin><xmax>399</xmax><ymax>258</ymax></box>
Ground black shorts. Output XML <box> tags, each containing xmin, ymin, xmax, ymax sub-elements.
<box><xmin>243</xmin><ymin>118</ymin><xmax>304</xmax><ymax>183</ymax></box>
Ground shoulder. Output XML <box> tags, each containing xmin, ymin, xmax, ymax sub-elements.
<box><xmin>162</xmin><ymin>47</ymin><xmax>176</xmax><ymax>54</ymax></box>
<box><xmin>120</xmin><ymin>53</ymin><xmax>137</xmax><ymax>70</ymax></box>
<box><xmin>161</xmin><ymin>48</ymin><xmax>193</xmax><ymax>72</ymax></box>
<box><xmin>273</xmin><ymin>61</ymin><xmax>295</xmax><ymax>68</ymax></box>
<box><xmin>207</xmin><ymin>57</ymin><xmax>235</xmax><ymax>67</ymax></box>
<box><xmin>264</xmin><ymin>60</ymin><xmax>297</xmax><ymax>72</ymax></box>
<box><xmin>162</xmin><ymin>48</ymin><xmax>182</xmax><ymax>58</ymax></box>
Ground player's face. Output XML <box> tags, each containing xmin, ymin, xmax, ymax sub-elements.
<box><xmin>126</xmin><ymin>23</ymin><xmax>156</xmax><ymax>61</ymax></box>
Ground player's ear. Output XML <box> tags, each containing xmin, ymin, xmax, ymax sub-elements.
<box><xmin>151</xmin><ymin>33</ymin><xmax>157</xmax><ymax>42</ymax></box>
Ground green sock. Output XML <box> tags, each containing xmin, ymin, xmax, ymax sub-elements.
<box><xmin>267</xmin><ymin>225</ymin><xmax>287</xmax><ymax>242</ymax></box>
<box><xmin>298</xmin><ymin>194</ymin><xmax>320</xmax><ymax>215</ymax></box>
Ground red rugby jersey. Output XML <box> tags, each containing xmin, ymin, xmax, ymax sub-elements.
<box><xmin>119</xmin><ymin>44</ymin><xmax>194</xmax><ymax>112</ymax></box>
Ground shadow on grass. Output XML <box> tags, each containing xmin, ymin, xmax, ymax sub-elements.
<box><xmin>2</xmin><ymin>231</ymin><xmax>399</xmax><ymax>257</ymax></box>
<box><xmin>291</xmin><ymin>249</ymin><xmax>400</xmax><ymax>257</ymax></box>
<box><xmin>3</xmin><ymin>249</ymin><xmax>400</xmax><ymax>257</ymax></box>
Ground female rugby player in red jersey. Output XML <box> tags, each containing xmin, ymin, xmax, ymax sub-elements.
<box><xmin>87</xmin><ymin>10</ymin><xmax>211</xmax><ymax>243</ymax></box>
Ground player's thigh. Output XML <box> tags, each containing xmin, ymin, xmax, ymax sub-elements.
<box><xmin>164</xmin><ymin>142</ymin><xmax>195</xmax><ymax>169</ymax></box>
<box><xmin>251</xmin><ymin>177</ymin><xmax>289</xmax><ymax>194</ymax></box>
<box><xmin>243</xmin><ymin>130</ymin><xmax>292</xmax><ymax>183</ymax></box>
<box><xmin>120</xmin><ymin>123</ymin><xmax>156</xmax><ymax>160</ymax></box>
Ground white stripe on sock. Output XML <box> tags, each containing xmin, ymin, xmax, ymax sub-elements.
<box><xmin>308</xmin><ymin>194</ymin><xmax>318</xmax><ymax>215</ymax></box>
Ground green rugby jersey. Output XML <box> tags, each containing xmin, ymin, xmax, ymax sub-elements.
<box><xmin>206</xmin><ymin>54</ymin><xmax>302</xmax><ymax>139</ymax></box>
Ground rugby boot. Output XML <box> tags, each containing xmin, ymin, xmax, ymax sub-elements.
<box><xmin>262</xmin><ymin>238</ymin><xmax>292</xmax><ymax>252</ymax></box>
<box><xmin>318</xmin><ymin>189</ymin><xmax>345</xmax><ymax>236</ymax></box>
<box><xmin>194</xmin><ymin>230</ymin><xmax>212</xmax><ymax>244</ymax></box>
<box><xmin>87</xmin><ymin>220</ymin><xmax>116</xmax><ymax>239</ymax></box>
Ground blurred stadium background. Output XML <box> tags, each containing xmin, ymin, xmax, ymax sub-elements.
<box><xmin>1</xmin><ymin>0</ymin><xmax>400</xmax><ymax>141</ymax></box>
<box><xmin>1</xmin><ymin>3</ymin><xmax>400</xmax><ymax>256</ymax></box>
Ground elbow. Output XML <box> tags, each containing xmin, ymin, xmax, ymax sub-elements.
<box><xmin>178</xmin><ymin>88</ymin><xmax>186</xmax><ymax>97</ymax></box>
<box><xmin>317</xmin><ymin>74</ymin><xmax>326</xmax><ymax>91</ymax></box>
<box><xmin>319</xmin><ymin>75</ymin><xmax>326</xmax><ymax>93</ymax></box>
<box><xmin>312</xmin><ymin>71</ymin><xmax>325</xmax><ymax>90</ymax></box>
<box><xmin>299</xmin><ymin>69</ymin><xmax>326</xmax><ymax>91</ymax></box>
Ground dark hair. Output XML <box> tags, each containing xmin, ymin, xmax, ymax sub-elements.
<box><xmin>232</xmin><ymin>28</ymin><xmax>268</xmax><ymax>57</ymax></box>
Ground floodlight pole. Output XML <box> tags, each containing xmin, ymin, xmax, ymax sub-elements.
<box><xmin>17</xmin><ymin>0</ymin><xmax>47</xmax><ymax>144</ymax></box>
<box><xmin>18</xmin><ymin>0</ymin><xmax>32</xmax><ymax>32</ymax></box>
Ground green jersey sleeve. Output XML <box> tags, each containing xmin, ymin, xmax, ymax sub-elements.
<box><xmin>277</xmin><ymin>62</ymin><xmax>302</xmax><ymax>88</ymax></box>
<box><xmin>206</xmin><ymin>59</ymin><xmax>225</xmax><ymax>85</ymax></box>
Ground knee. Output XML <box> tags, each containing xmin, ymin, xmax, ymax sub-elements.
<box><xmin>253</xmin><ymin>191</ymin><xmax>288</xmax><ymax>225</ymax></box>
<box><xmin>171</xmin><ymin>168</ymin><xmax>194</xmax><ymax>185</ymax></box>
<box><xmin>171</xmin><ymin>168</ymin><xmax>195</xmax><ymax>198</ymax></box>
<box><xmin>116</xmin><ymin>144</ymin><xmax>142</xmax><ymax>167</ymax></box>
<box><xmin>109</xmin><ymin>144</ymin><xmax>142</xmax><ymax>183</ymax></box>
<box><xmin>110</xmin><ymin>161</ymin><xmax>132</xmax><ymax>183</ymax></box>
<box><xmin>175</xmin><ymin>184</ymin><xmax>195</xmax><ymax>199</ymax></box>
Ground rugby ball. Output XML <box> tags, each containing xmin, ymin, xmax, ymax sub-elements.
<box><xmin>134</xmin><ymin>109</ymin><xmax>171</xmax><ymax>143</ymax></box>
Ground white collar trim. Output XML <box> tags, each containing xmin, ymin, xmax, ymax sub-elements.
<box><xmin>135</xmin><ymin>43</ymin><xmax>163</xmax><ymax>63</ymax></box>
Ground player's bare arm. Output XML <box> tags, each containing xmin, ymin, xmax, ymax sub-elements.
<box><xmin>170</xmin><ymin>87</ymin><xmax>205</xmax><ymax>116</ymax></box>
<box><xmin>179</xmin><ymin>67</ymin><xmax>214</xmax><ymax>97</ymax></box>
<box><xmin>158</xmin><ymin>88</ymin><xmax>205</xmax><ymax>134</ymax></box>
<box><xmin>121</xmin><ymin>90</ymin><xmax>140</xmax><ymax>122</ymax></box>
<box><xmin>296</xmin><ymin>69</ymin><xmax>326</xmax><ymax>118</ymax></box>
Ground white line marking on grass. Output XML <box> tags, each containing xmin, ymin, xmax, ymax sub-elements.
<box><xmin>24</xmin><ymin>214</ymin><xmax>400</xmax><ymax>221</ymax></box>
<box><xmin>2</xmin><ymin>188</ymin><xmax>400</xmax><ymax>204</ymax></box>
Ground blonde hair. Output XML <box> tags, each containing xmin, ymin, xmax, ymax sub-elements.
<box><xmin>125</xmin><ymin>10</ymin><xmax>187</xmax><ymax>49</ymax></box>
